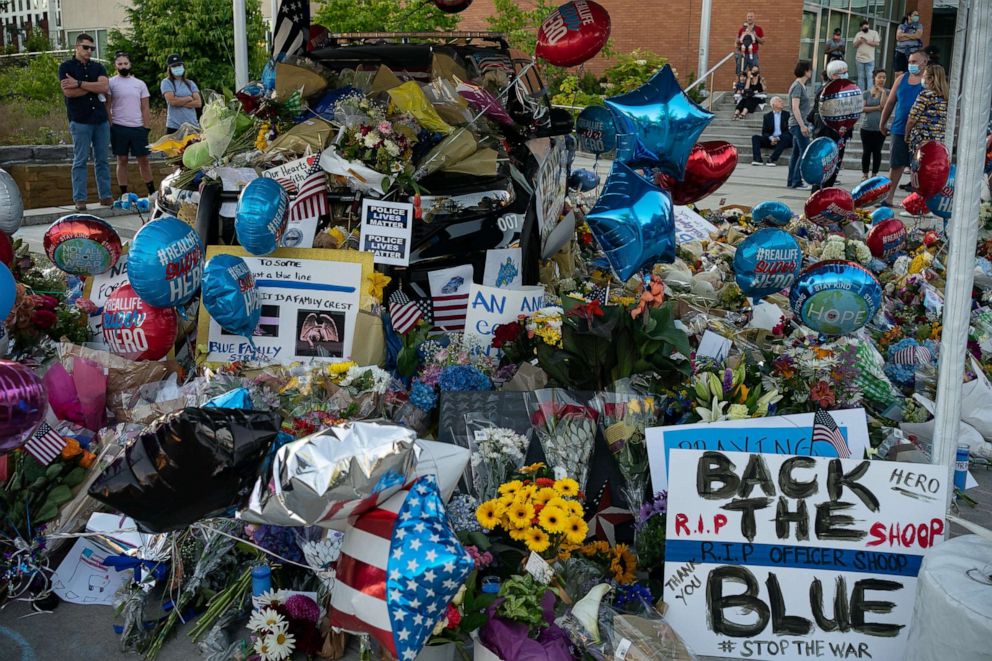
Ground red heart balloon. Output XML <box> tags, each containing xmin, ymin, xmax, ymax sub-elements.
<box><xmin>902</xmin><ymin>192</ymin><xmax>929</xmax><ymax>216</ymax></box>
<box><xmin>912</xmin><ymin>141</ymin><xmax>950</xmax><ymax>199</ymax></box>
<box><xmin>803</xmin><ymin>187</ymin><xmax>855</xmax><ymax>227</ymax></box>
<box><xmin>535</xmin><ymin>0</ymin><xmax>611</xmax><ymax>68</ymax></box>
<box><xmin>433</xmin><ymin>0</ymin><xmax>473</xmax><ymax>12</ymax></box>
<box><xmin>653</xmin><ymin>141</ymin><xmax>738</xmax><ymax>205</ymax></box>
<box><xmin>866</xmin><ymin>218</ymin><xmax>907</xmax><ymax>260</ymax></box>
<box><xmin>0</xmin><ymin>232</ymin><xmax>12</xmax><ymax>269</ymax></box>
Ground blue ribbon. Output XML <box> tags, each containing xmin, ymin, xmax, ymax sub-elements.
<box><xmin>101</xmin><ymin>555</ymin><xmax>169</xmax><ymax>583</ymax></box>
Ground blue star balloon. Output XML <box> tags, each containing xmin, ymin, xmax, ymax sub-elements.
<box><xmin>606</xmin><ymin>65</ymin><xmax>713</xmax><ymax>179</ymax></box>
<box><xmin>586</xmin><ymin>162</ymin><xmax>675</xmax><ymax>281</ymax></box>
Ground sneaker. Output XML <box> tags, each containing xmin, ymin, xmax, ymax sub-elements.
<box><xmin>877</xmin><ymin>200</ymin><xmax>893</xmax><ymax>208</ymax></box>
<box><xmin>766</xmin><ymin>161</ymin><xmax>778</xmax><ymax>167</ymax></box>
<box><xmin>794</xmin><ymin>183</ymin><xmax>811</xmax><ymax>190</ymax></box>
<box><xmin>99</xmin><ymin>198</ymin><xmax>113</xmax><ymax>206</ymax></box>
<box><xmin>899</xmin><ymin>183</ymin><xmax>914</xmax><ymax>192</ymax></box>
<box><xmin>751</xmin><ymin>161</ymin><xmax>764</xmax><ymax>166</ymax></box>
<box><xmin>73</xmin><ymin>201</ymin><xmax>87</xmax><ymax>211</ymax></box>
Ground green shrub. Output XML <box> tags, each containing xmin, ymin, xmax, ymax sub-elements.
<box><xmin>601</xmin><ymin>49</ymin><xmax>668</xmax><ymax>96</ymax></box>
<box><xmin>0</xmin><ymin>54</ymin><xmax>63</xmax><ymax>114</ymax></box>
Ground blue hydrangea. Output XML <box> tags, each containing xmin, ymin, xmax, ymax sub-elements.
<box><xmin>614</xmin><ymin>582</ymin><xmax>654</xmax><ymax>610</ymax></box>
<box><xmin>409</xmin><ymin>380</ymin><xmax>437</xmax><ymax>412</ymax></box>
<box><xmin>438</xmin><ymin>365</ymin><xmax>492</xmax><ymax>392</ymax></box>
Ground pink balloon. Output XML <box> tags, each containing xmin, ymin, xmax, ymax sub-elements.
<box><xmin>0</xmin><ymin>360</ymin><xmax>47</xmax><ymax>453</ymax></box>
<box><xmin>43</xmin><ymin>363</ymin><xmax>85</xmax><ymax>427</ymax></box>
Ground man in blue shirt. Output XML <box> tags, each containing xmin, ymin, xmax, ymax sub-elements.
<box><xmin>58</xmin><ymin>33</ymin><xmax>112</xmax><ymax>210</ymax></box>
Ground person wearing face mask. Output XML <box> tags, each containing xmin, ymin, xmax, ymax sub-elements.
<box><xmin>810</xmin><ymin>59</ymin><xmax>850</xmax><ymax>191</ymax></box>
<box><xmin>161</xmin><ymin>54</ymin><xmax>202</xmax><ymax>132</ymax></box>
<box><xmin>878</xmin><ymin>50</ymin><xmax>928</xmax><ymax>206</ymax></box>
<box><xmin>824</xmin><ymin>28</ymin><xmax>846</xmax><ymax>65</ymax></box>
<box><xmin>853</xmin><ymin>19</ymin><xmax>881</xmax><ymax>91</ymax></box>
<box><xmin>895</xmin><ymin>12</ymin><xmax>924</xmax><ymax>75</ymax></box>
<box><xmin>107</xmin><ymin>52</ymin><xmax>154</xmax><ymax>199</ymax></box>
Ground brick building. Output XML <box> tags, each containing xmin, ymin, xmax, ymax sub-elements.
<box><xmin>459</xmin><ymin>0</ymin><xmax>939</xmax><ymax>93</ymax></box>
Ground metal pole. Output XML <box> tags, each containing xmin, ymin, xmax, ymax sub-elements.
<box><xmin>698</xmin><ymin>0</ymin><xmax>712</xmax><ymax>85</ymax></box>
<box><xmin>945</xmin><ymin>0</ymin><xmax>969</xmax><ymax>157</ymax></box>
<box><xmin>931</xmin><ymin>0</ymin><xmax>992</xmax><ymax>509</ymax></box>
<box><xmin>234</xmin><ymin>0</ymin><xmax>249</xmax><ymax>90</ymax></box>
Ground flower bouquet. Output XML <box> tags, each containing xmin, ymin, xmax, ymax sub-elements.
<box><xmin>467</xmin><ymin>426</ymin><xmax>529</xmax><ymax>502</ymax></box>
<box><xmin>529</xmin><ymin>389</ymin><xmax>598</xmax><ymax>488</ymax></box>
<box><xmin>476</xmin><ymin>574</ymin><xmax>572</xmax><ymax>661</ymax></box>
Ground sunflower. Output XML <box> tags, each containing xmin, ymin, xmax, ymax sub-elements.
<box><xmin>476</xmin><ymin>500</ymin><xmax>500</xmax><ymax>530</ymax></box>
<box><xmin>554</xmin><ymin>477</ymin><xmax>580</xmax><ymax>497</ymax></box>
<box><xmin>564</xmin><ymin>499</ymin><xmax>584</xmax><ymax>518</ymax></box>
<box><xmin>498</xmin><ymin>480</ymin><xmax>524</xmax><ymax>498</ymax></box>
<box><xmin>531</xmin><ymin>487</ymin><xmax>558</xmax><ymax>507</ymax></box>
<box><xmin>538</xmin><ymin>505</ymin><xmax>567</xmax><ymax>534</ymax></box>
<box><xmin>611</xmin><ymin>544</ymin><xmax>638</xmax><ymax>584</ymax></box>
<box><xmin>507</xmin><ymin>501</ymin><xmax>536</xmax><ymax>529</ymax></box>
<box><xmin>508</xmin><ymin>527</ymin><xmax>529</xmax><ymax>541</ymax></box>
<box><xmin>524</xmin><ymin>527</ymin><xmax>550</xmax><ymax>553</ymax></box>
<box><xmin>564</xmin><ymin>516</ymin><xmax>589</xmax><ymax>545</ymax></box>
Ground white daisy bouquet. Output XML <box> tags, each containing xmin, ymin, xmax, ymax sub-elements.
<box><xmin>469</xmin><ymin>426</ymin><xmax>530</xmax><ymax>501</ymax></box>
<box><xmin>247</xmin><ymin>606</ymin><xmax>296</xmax><ymax>661</ymax></box>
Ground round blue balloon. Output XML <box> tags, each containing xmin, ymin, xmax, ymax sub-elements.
<box><xmin>926</xmin><ymin>164</ymin><xmax>955</xmax><ymax>220</ymax></box>
<box><xmin>127</xmin><ymin>216</ymin><xmax>204</xmax><ymax>308</ymax></box>
<box><xmin>0</xmin><ymin>262</ymin><xmax>15</xmax><ymax>322</ymax></box>
<box><xmin>236</xmin><ymin>178</ymin><xmax>290</xmax><ymax>256</ymax></box>
<box><xmin>790</xmin><ymin>260</ymin><xmax>882</xmax><ymax>336</ymax></box>
<box><xmin>734</xmin><ymin>229</ymin><xmax>802</xmax><ymax>299</ymax></box>
<box><xmin>567</xmin><ymin>168</ymin><xmax>600</xmax><ymax>192</ymax></box>
<box><xmin>202</xmin><ymin>254</ymin><xmax>262</xmax><ymax>339</ymax></box>
<box><xmin>751</xmin><ymin>201</ymin><xmax>794</xmax><ymax>227</ymax></box>
<box><xmin>586</xmin><ymin>162</ymin><xmax>675</xmax><ymax>281</ymax></box>
<box><xmin>870</xmin><ymin>206</ymin><xmax>895</xmax><ymax>225</ymax></box>
<box><xmin>575</xmin><ymin>105</ymin><xmax>617</xmax><ymax>155</ymax></box>
<box><xmin>801</xmin><ymin>137</ymin><xmax>839</xmax><ymax>185</ymax></box>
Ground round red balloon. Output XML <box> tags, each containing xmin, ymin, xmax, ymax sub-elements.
<box><xmin>654</xmin><ymin>141</ymin><xmax>738</xmax><ymax>205</ymax></box>
<box><xmin>535</xmin><ymin>0</ymin><xmax>611</xmax><ymax>68</ymax></box>
<box><xmin>804</xmin><ymin>187</ymin><xmax>855</xmax><ymax>227</ymax></box>
<box><xmin>44</xmin><ymin>214</ymin><xmax>122</xmax><ymax>276</ymax></box>
<box><xmin>819</xmin><ymin>79</ymin><xmax>864</xmax><ymax>137</ymax></box>
<box><xmin>902</xmin><ymin>192</ymin><xmax>929</xmax><ymax>216</ymax></box>
<box><xmin>866</xmin><ymin>218</ymin><xmax>907</xmax><ymax>260</ymax></box>
<box><xmin>102</xmin><ymin>284</ymin><xmax>178</xmax><ymax>361</ymax></box>
<box><xmin>913</xmin><ymin>141</ymin><xmax>950</xmax><ymax>200</ymax></box>
<box><xmin>0</xmin><ymin>232</ymin><xmax>12</xmax><ymax>269</ymax></box>
<box><xmin>433</xmin><ymin>0</ymin><xmax>472</xmax><ymax>12</ymax></box>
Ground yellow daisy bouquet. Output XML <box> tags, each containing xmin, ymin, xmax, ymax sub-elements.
<box><xmin>475</xmin><ymin>465</ymin><xmax>588</xmax><ymax>561</ymax></box>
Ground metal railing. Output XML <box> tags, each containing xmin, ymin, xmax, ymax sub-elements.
<box><xmin>685</xmin><ymin>51</ymin><xmax>736</xmax><ymax>110</ymax></box>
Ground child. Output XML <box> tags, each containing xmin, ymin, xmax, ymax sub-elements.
<box><xmin>739</xmin><ymin>26</ymin><xmax>756</xmax><ymax>70</ymax></box>
<box><xmin>906</xmin><ymin>63</ymin><xmax>948</xmax><ymax>155</ymax></box>
<box><xmin>733</xmin><ymin>73</ymin><xmax>747</xmax><ymax>105</ymax></box>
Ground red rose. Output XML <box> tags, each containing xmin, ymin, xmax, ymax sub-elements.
<box><xmin>34</xmin><ymin>295</ymin><xmax>59</xmax><ymax>310</ymax></box>
<box><xmin>32</xmin><ymin>309</ymin><xmax>57</xmax><ymax>329</ymax></box>
<box><xmin>492</xmin><ymin>321</ymin><xmax>522</xmax><ymax>349</ymax></box>
<box><xmin>446</xmin><ymin>602</ymin><xmax>461</xmax><ymax>628</ymax></box>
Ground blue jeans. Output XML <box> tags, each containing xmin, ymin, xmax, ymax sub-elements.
<box><xmin>69</xmin><ymin>120</ymin><xmax>111</xmax><ymax>203</ymax></box>
<box><xmin>856</xmin><ymin>61</ymin><xmax>874</xmax><ymax>91</ymax></box>
<box><xmin>736</xmin><ymin>52</ymin><xmax>759</xmax><ymax>75</ymax></box>
<box><xmin>787</xmin><ymin>124</ymin><xmax>810</xmax><ymax>187</ymax></box>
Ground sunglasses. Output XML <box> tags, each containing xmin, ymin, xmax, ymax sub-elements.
<box><xmin>79</xmin><ymin>44</ymin><xmax>95</xmax><ymax>51</ymax></box>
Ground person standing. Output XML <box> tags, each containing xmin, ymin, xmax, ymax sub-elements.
<box><xmin>787</xmin><ymin>61</ymin><xmax>813</xmax><ymax>190</ymax></box>
<box><xmin>853</xmin><ymin>19</ymin><xmax>881</xmax><ymax>90</ymax></box>
<box><xmin>106</xmin><ymin>52</ymin><xmax>155</xmax><ymax>199</ymax></box>
<box><xmin>735</xmin><ymin>10</ymin><xmax>765</xmax><ymax>75</ymax></box>
<box><xmin>58</xmin><ymin>33</ymin><xmax>111</xmax><ymax>211</ymax></box>
<box><xmin>905</xmin><ymin>63</ymin><xmax>949</xmax><ymax>154</ymax></box>
<box><xmin>860</xmin><ymin>69</ymin><xmax>888</xmax><ymax>180</ymax></box>
<box><xmin>751</xmin><ymin>97</ymin><xmax>792</xmax><ymax>166</ymax></box>
<box><xmin>824</xmin><ymin>28</ymin><xmax>846</xmax><ymax>66</ymax></box>
<box><xmin>894</xmin><ymin>12</ymin><xmax>924</xmax><ymax>75</ymax></box>
<box><xmin>879</xmin><ymin>50</ymin><xmax>928</xmax><ymax>206</ymax></box>
<box><xmin>161</xmin><ymin>54</ymin><xmax>202</xmax><ymax>132</ymax></box>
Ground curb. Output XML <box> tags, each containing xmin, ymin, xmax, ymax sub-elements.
<box><xmin>21</xmin><ymin>205</ymin><xmax>141</xmax><ymax>227</ymax></box>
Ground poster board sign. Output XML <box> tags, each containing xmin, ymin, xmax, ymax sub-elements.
<box><xmin>359</xmin><ymin>199</ymin><xmax>414</xmax><ymax>266</ymax></box>
<box><xmin>534</xmin><ymin>137</ymin><xmax>567</xmax><ymax>245</ymax></box>
<box><xmin>483</xmin><ymin>248</ymin><xmax>523</xmax><ymax>289</ymax></box>
<box><xmin>197</xmin><ymin>247</ymin><xmax>372</xmax><ymax>365</ymax></box>
<box><xmin>663</xmin><ymin>449</ymin><xmax>946</xmax><ymax>660</ymax></box>
<box><xmin>647</xmin><ymin>409</ymin><xmax>871</xmax><ymax>492</ymax></box>
<box><xmin>262</xmin><ymin>153</ymin><xmax>319</xmax><ymax>191</ymax></box>
<box><xmin>464</xmin><ymin>282</ymin><xmax>544</xmax><ymax>356</ymax></box>
<box><xmin>674</xmin><ymin>205</ymin><xmax>718</xmax><ymax>243</ymax></box>
<box><xmin>82</xmin><ymin>244</ymin><xmax>130</xmax><ymax>348</ymax></box>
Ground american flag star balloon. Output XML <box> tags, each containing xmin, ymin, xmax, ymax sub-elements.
<box><xmin>329</xmin><ymin>475</ymin><xmax>473</xmax><ymax>660</ymax></box>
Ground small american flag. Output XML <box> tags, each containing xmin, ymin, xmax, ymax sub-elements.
<box><xmin>812</xmin><ymin>409</ymin><xmax>851</xmax><ymax>459</ymax></box>
<box><xmin>272</xmin><ymin>177</ymin><xmax>298</xmax><ymax>197</ymax></box>
<box><xmin>388</xmin><ymin>291</ymin><xmax>428</xmax><ymax>335</ymax></box>
<box><xmin>24</xmin><ymin>423</ymin><xmax>67</xmax><ymax>466</ymax></box>
<box><xmin>893</xmin><ymin>345</ymin><xmax>933</xmax><ymax>365</ymax></box>
<box><xmin>288</xmin><ymin>166</ymin><xmax>329</xmax><ymax>223</ymax></box>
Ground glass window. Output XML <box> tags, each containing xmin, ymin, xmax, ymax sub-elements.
<box><xmin>800</xmin><ymin>10</ymin><xmax>819</xmax><ymax>62</ymax></box>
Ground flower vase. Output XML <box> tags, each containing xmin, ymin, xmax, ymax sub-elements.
<box><xmin>416</xmin><ymin>642</ymin><xmax>458</xmax><ymax>661</ymax></box>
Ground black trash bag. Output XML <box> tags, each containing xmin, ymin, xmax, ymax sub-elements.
<box><xmin>89</xmin><ymin>407</ymin><xmax>281</xmax><ymax>532</ymax></box>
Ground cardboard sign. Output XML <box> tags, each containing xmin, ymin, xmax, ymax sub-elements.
<box><xmin>696</xmin><ymin>330</ymin><xmax>732</xmax><ymax>362</ymax></box>
<box><xmin>464</xmin><ymin>282</ymin><xmax>545</xmax><ymax>355</ymax></box>
<box><xmin>52</xmin><ymin>537</ymin><xmax>130</xmax><ymax>605</ymax></box>
<box><xmin>647</xmin><ymin>409</ymin><xmax>871</xmax><ymax>492</ymax></box>
<box><xmin>663</xmin><ymin>449</ymin><xmax>946</xmax><ymax>660</ymax></box>
<box><xmin>674</xmin><ymin>205</ymin><xmax>718</xmax><ymax>243</ymax></box>
<box><xmin>197</xmin><ymin>247</ymin><xmax>372</xmax><ymax>365</ymax></box>
<box><xmin>82</xmin><ymin>244</ymin><xmax>130</xmax><ymax>348</ymax></box>
<box><xmin>483</xmin><ymin>248</ymin><xmax>523</xmax><ymax>289</ymax></box>
<box><xmin>359</xmin><ymin>199</ymin><xmax>414</xmax><ymax>266</ymax></box>
<box><xmin>534</xmin><ymin>137</ymin><xmax>568</xmax><ymax>245</ymax></box>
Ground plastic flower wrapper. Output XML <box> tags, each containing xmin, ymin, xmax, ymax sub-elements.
<box><xmin>478</xmin><ymin>576</ymin><xmax>572</xmax><ymax>661</ymax></box>
<box><xmin>591</xmin><ymin>600</ymin><xmax>699</xmax><ymax>661</ymax></box>
<box><xmin>529</xmin><ymin>388</ymin><xmax>598</xmax><ymax>488</ymax></box>
<box><xmin>298</xmin><ymin>527</ymin><xmax>343</xmax><ymax>593</ymax></box>
<box><xmin>199</xmin><ymin>93</ymin><xmax>239</xmax><ymax>159</ymax></box>
<box><xmin>465</xmin><ymin>415</ymin><xmax>531</xmax><ymax>501</ymax></box>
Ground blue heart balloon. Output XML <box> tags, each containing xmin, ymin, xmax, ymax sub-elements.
<box><xmin>127</xmin><ymin>216</ymin><xmax>204</xmax><ymax>308</ymax></box>
<box><xmin>733</xmin><ymin>229</ymin><xmax>803</xmax><ymax>299</ymax></box>
<box><xmin>751</xmin><ymin>200</ymin><xmax>794</xmax><ymax>227</ymax></box>
<box><xmin>800</xmin><ymin>136</ymin><xmax>839</xmax><ymax>185</ymax></box>
<box><xmin>586</xmin><ymin>162</ymin><xmax>675</xmax><ymax>281</ymax></box>
<box><xmin>790</xmin><ymin>260</ymin><xmax>882</xmax><ymax>336</ymax></box>
<box><xmin>870</xmin><ymin>206</ymin><xmax>895</xmax><ymax>225</ymax></box>
<box><xmin>202</xmin><ymin>254</ymin><xmax>262</xmax><ymax>339</ymax></box>
<box><xmin>926</xmin><ymin>164</ymin><xmax>955</xmax><ymax>220</ymax></box>
<box><xmin>236</xmin><ymin>177</ymin><xmax>290</xmax><ymax>256</ymax></box>
<box><xmin>606</xmin><ymin>65</ymin><xmax>714</xmax><ymax>179</ymax></box>
<box><xmin>575</xmin><ymin>105</ymin><xmax>618</xmax><ymax>155</ymax></box>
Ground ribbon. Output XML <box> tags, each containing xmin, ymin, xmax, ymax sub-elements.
<box><xmin>101</xmin><ymin>555</ymin><xmax>169</xmax><ymax>583</ymax></box>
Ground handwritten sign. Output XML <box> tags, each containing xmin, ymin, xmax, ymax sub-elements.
<box><xmin>534</xmin><ymin>138</ymin><xmax>568</xmax><ymax>245</ymax></box>
<box><xmin>647</xmin><ymin>409</ymin><xmax>871</xmax><ymax>492</ymax></box>
<box><xmin>674</xmin><ymin>205</ymin><xmax>718</xmax><ymax>243</ymax></box>
<box><xmin>360</xmin><ymin>199</ymin><xmax>414</xmax><ymax>266</ymax></box>
<box><xmin>483</xmin><ymin>248</ymin><xmax>523</xmax><ymax>289</ymax></box>
<box><xmin>664</xmin><ymin>449</ymin><xmax>946</xmax><ymax>660</ymax></box>
<box><xmin>263</xmin><ymin>154</ymin><xmax>319</xmax><ymax>191</ymax></box>
<box><xmin>197</xmin><ymin>247</ymin><xmax>371</xmax><ymax>365</ymax></box>
<box><xmin>82</xmin><ymin>244</ymin><xmax>130</xmax><ymax>347</ymax></box>
<box><xmin>464</xmin><ymin>282</ymin><xmax>545</xmax><ymax>355</ymax></box>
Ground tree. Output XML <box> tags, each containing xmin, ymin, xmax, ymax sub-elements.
<box><xmin>485</xmin><ymin>0</ymin><xmax>559</xmax><ymax>54</ymax></box>
<box><xmin>108</xmin><ymin>0</ymin><xmax>267</xmax><ymax>101</ymax></box>
<box><xmin>314</xmin><ymin>0</ymin><xmax>460</xmax><ymax>33</ymax></box>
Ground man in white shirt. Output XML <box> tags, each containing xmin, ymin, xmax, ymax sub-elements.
<box><xmin>751</xmin><ymin>97</ymin><xmax>792</xmax><ymax>166</ymax></box>
<box><xmin>106</xmin><ymin>52</ymin><xmax>155</xmax><ymax>198</ymax></box>
<box><xmin>853</xmin><ymin>19</ymin><xmax>881</xmax><ymax>90</ymax></box>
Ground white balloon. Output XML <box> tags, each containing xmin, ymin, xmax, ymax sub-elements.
<box><xmin>0</xmin><ymin>169</ymin><xmax>23</xmax><ymax>235</ymax></box>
